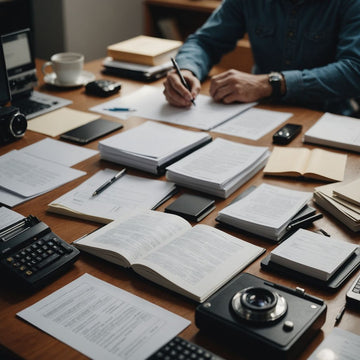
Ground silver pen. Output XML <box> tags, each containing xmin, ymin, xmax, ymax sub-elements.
<box><xmin>92</xmin><ymin>168</ymin><xmax>126</xmax><ymax>197</ymax></box>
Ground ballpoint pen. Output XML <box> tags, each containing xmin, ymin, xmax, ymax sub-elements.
<box><xmin>104</xmin><ymin>108</ymin><xmax>136</xmax><ymax>112</ymax></box>
<box><xmin>170</xmin><ymin>57</ymin><xmax>196</xmax><ymax>106</ymax></box>
<box><xmin>286</xmin><ymin>213</ymin><xmax>323</xmax><ymax>232</ymax></box>
<box><xmin>92</xmin><ymin>168</ymin><xmax>126</xmax><ymax>197</ymax></box>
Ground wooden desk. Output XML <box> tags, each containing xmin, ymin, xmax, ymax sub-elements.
<box><xmin>0</xmin><ymin>58</ymin><xmax>359</xmax><ymax>360</ymax></box>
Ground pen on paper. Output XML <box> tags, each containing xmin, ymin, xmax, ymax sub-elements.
<box><xmin>170</xmin><ymin>57</ymin><xmax>196</xmax><ymax>106</ymax></box>
<box><xmin>92</xmin><ymin>168</ymin><xmax>126</xmax><ymax>197</ymax></box>
<box><xmin>335</xmin><ymin>304</ymin><xmax>346</xmax><ymax>325</ymax></box>
<box><xmin>104</xmin><ymin>108</ymin><xmax>136</xmax><ymax>112</ymax></box>
<box><xmin>286</xmin><ymin>213</ymin><xmax>323</xmax><ymax>231</ymax></box>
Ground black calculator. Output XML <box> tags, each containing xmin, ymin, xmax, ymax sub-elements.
<box><xmin>147</xmin><ymin>336</ymin><xmax>225</xmax><ymax>360</ymax></box>
<box><xmin>0</xmin><ymin>215</ymin><xmax>79</xmax><ymax>289</ymax></box>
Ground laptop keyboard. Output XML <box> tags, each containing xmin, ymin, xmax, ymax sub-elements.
<box><xmin>12</xmin><ymin>98</ymin><xmax>51</xmax><ymax>116</ymax></box>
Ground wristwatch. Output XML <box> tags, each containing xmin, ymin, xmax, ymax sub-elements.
<box><xmin>268</xmin><ymin>72</ymin><xmax>283</xmax><ymax>100</ymax></box>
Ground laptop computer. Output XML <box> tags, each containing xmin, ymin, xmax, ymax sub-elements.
<box><xmin>1</xmin><ymin>28</ymin><xmax>72</xmax><ymax>120</ymax></box>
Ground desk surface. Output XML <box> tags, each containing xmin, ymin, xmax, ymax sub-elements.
<box><xmin>0</xmin><ymin>58</ymin><xmax>359</xmax><ymax>360</ymax></box>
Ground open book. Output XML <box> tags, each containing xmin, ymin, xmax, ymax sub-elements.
<box><xmin>263</xmin><ymin>147</ymin><xmax>347</xmax><ymax>182</ymax></box>
<box><xmin>269</xmin><ymin>228</ymin><xmax>359</xmax><ymax>281</ymax></box>
<box><xmin>74</xmin><ymin>210</ymin><xmax>265</xmax><ymax>302</ymax></box>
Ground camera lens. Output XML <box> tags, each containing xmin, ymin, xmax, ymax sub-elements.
<box><xmin>232</xmin><ymin>287</ymin><xmax>287</xmax><ymax>323</ymax></box>
<box><xmin>10</xmin><ymin>112</ymin><xmax>27</xmax><ymax>138</ymax></box>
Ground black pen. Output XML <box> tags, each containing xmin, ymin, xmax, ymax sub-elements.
<box><xmin>170</xmin><ymin>57</ymin><xmax>196</xmax><ymax>106</ymax></box>
<box><xmin>286</xmin><ymin>213</ymin><xmax>323</xmax><ymax>231</ymax></box>
<box><xmin>335</xmin><ymin>304</ymin><xmax>346</xmax><ymax>325</ymax></box>
<box><xmin>92</xmin><ymin>168</ymin><xmax>126</xmax><ymax>197</ymax></box>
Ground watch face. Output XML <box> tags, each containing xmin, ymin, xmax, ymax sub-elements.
<box><xmin>269</xmin><ymin>72</ymin><xmax>282</xmax><ymax>82</ymax></box>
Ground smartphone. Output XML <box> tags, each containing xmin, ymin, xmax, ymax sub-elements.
<box><xmin>346</xmin><ymin>272</ymin><xmax>360</xmax><ymax>307</ymax></box>
<box><xmin>273</xmin><ymin>123</ymin><xmax>302</xmax><ymax>145</ymax></box>
<box><xmin>60</xmin><ymin>118</ymin><xmax>123</xmax><ymax>144</ymax></box>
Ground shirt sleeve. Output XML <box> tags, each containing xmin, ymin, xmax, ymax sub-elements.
<box><xmin>282</xmin><ymin>1</ymin><xmax>360</xmax><ymax>106</ymax></box>
<box><xmin>175</xmin><ymin>0</ymin><xmax>246</xmax><ymax>81</ymax></box>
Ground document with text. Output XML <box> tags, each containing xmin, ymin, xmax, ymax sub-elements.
<box><xmin>90</xmin><ymin>85</ymin><xmax>256</xmax><ymax>131</ymax></box>
<box><xmin>17</xmin><ymin>273</ymin><xmax>190</xmax><ymax>360</ymax></box>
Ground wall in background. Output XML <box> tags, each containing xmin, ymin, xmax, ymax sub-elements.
<box><xmin>32</xmin><ymin>0</ymin><xmax>143</xmax><ymax>61</ymax></box>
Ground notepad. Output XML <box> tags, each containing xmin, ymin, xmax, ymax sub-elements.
<box><xmin>263</xmin><ymin>147</ymin><xmax>347</xmax><ymax>182</ymax></box>
<box><xmin>269</xmin><ymin>228</ymin><xmax>359</xmax><ymax>281</ymax></box>
<box><xmin>333</xmin><ymin>178</ymin><xmax>360</xmax><ymax>207</ymax></box>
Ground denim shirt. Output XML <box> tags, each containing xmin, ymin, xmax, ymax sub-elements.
<box><xmin>176</xmin><ymin>0</ymin><xmax>360</xmax><ymax>115</ymax></box>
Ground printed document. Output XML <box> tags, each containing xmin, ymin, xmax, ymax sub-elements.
<box><xmin>0</xmin><ymin>150</ymin><xmax>85</xmax><ymax>198</ymax></box>
<box><xmin>0</xmin><ymin>206</ymin><xmax>24</xmax><ymax>229</ymax></box>
<box><xmin>17</xmin><ymin>273</ymin><xmax>190</xmax><ymax>360</ymax></box>
<box><xmin>48</xmin><ymin>169</ymin><xmax>177</xmax><ymax>223</ymax></box>
<box><xmin>90</xmin><ymin>85</ymin><xmax>256</xmax><ymax>130</ymax></box>
<box><xmin>212</xmin><ymin>108</ymin><xmax>293</xmax><ymax>140</ymax></box>
<box><xmin>20</xmin><ymin>138</ymin><xmax>98</xmax><ymax>166</ymax></box>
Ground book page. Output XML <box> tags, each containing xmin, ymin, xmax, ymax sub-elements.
<box><xmin>305</xmin><ymin>148</ymin><xmax>347</xmax><ymax>181</ymax></box>
<box><xmin>263</xmin><ymin>147</ymin><xmax>310</xmax><ymax>176</ymax></box>
<box><xmin>134</xmin><ymin>224</ymin><xmax>264</xmax><ymax>301</ymax></box>
<box><xmin>75</xmin><ymin>210</ymin><xmax>191</xmax><ymax>267</ymax></box>
<box><xmin>17</xmin><ymin>274</ymin><xmax>190</xmax><ymax>360</ymax></box>
<box><xmin>270</xmin><ymin>228</ymin><xmax>359</xmax><ymax>280</ymax></box>
<box><xmin>90</xmin><ymin>85</ymin><xmax>256</xmax><ymax>130</ymax></box>
<box><xmin>49</xmin><ymin>169</ymin><xmax>176</xmax><ymax>223</ymax></box>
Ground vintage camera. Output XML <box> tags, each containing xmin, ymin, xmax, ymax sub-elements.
<box><xmin>195</xmin><ymin>273</ymin><xmax>327</xmax><ymax>359</ymax></box>
<box><xmin>0</xmin><ymin>105</ymin><xmax>27</xmax><ymax>145</ymax></box>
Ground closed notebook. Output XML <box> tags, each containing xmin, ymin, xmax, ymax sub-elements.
<box><xmin>165</xmin><ymin>193</ymin><xmax>215</xmax><ymax>222</ymax></box>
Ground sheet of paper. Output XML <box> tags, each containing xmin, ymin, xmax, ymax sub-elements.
<box><xmin>90</xmin><ymin>85</ymin><xmax>256</xmax><ymax>130</ymax></box>
<box><xmin>17</xmin><ymin>273</ymin><xmax>190</xmax><ymax>360</ymax></box>
<box><xmin>20</xmin><ymin>138</ymin><xmax>98</xmax><ymax>166</ymax></box>
<box><xmin>49</xmin><ymin>169</ymin><xmax>176</xmax><ymax>222</ymax></box>
<box><xmin>0</xmin><ymin>150</ymin><xmax>85</xmax><ymax>197</ymax></box>
<box><xmin>308</xmin><ymin>327</ymin><xmax>360</xmax><ymax>360</ymax></box>
<box><xmin>0</xmin><ymin>206</ymin><xmax>24</xmax><ymax>229</ymax></box>
<box><xmin>212</xmin><ymin>108</ymin><xmax>292</xmax><ymax>140</ymax></box>
<box><xmin>27</xmin><ymin>108</ymin><xmax>100</xmax><ymax>137</ymax></box>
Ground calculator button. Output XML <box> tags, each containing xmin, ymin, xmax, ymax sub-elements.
<box><xmin>36</xmin><ymin>253</ymin><xmax>61</xmax><ymax>270</ymax></box>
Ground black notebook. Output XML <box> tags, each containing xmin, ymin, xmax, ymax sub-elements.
<box><xmin>165</xmin><ymin>193</ymin><xmax>216</xmax><ymax>222</ymax></box>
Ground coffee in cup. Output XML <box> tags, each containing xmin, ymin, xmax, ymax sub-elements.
<box><xmin>42</xmin><ymin>52</ymin><xmax>84</xmax><ymax>85</ymax></box>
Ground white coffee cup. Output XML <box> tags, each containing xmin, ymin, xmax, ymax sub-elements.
<box><xmin>42</xmin><ymin>52</ymin><xmax>84</xmax><ymax>84</ymax></box>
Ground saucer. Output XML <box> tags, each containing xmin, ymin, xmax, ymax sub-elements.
<box><xmin>44</xmin><ymin>71</ymin><xmax>95</xmax><ymax>88</ymax></box>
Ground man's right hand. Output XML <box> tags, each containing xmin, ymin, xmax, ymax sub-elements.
<box><xmin>163</xmin><ymin>69</ymin><xmax>201</xmax><ymax>107</ymax></box>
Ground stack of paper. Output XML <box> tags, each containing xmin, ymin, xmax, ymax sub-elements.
<box><xmin>269</xmin><ymin>228</ymin><xmax>359</xmax><ymax>281</ymax></box>
<box><xmin>166</xmin><ymin>138</ymin><xmax>269</xmax><ymax>198</ymax></box>
<box><xmin>314</xmin><ymin>179</ymin><xmax>360</xmax><ymax>232</ymax></box>
<box><xmin>303</xmin><ymin>112</ymin><xmax>360</xmax><ymax>152</ymax></box>
<box><xmin>216</xmin><ymin>183</ymin><xmax>312</xmax><ymax>240</ymax></box>
<box><xmin>98</xmin><ymin>121</ymin><xmax>212</xmax><ymax>175</ymax></box>
<box><xmin>48</xmin><ymin>169</ymin><xmax>177</xmax><ymax>223</ymax></box>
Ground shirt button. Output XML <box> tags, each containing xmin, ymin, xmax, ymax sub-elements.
<box><xmin>285</xmin><ymin>60</ymin><xmax>291</xmax><ymax>65</ymax></box>
<box><xmin>288</xmin><ymin>31</ymin><xmax>295</xmax><ymax>38</ymax></box>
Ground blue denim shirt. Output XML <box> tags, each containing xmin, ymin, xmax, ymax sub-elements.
<box><xmin>176</xmin><ymin>0</ymin><xmax>360</xmax><ymax>115</ymax></box>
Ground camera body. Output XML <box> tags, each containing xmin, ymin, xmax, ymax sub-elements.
<box><xmin>195</xmin><ymin>273</ymin><xmax>326</xmax><ymax>359</ymax></box>
<box><xmin>0</xmin><ymin>106</ymin><xmax>27</xmax><ymax>145</ymax></box>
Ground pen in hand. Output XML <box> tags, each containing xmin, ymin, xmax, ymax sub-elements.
<box><xmin>170</xmin><ymin>57</ymin><xmax>196</xmax><ymax>106</ymax></box>
<box><xmin>92</xmin><ymin>168</ymin><xmax>126</xmax><ymax>197</ymax></box>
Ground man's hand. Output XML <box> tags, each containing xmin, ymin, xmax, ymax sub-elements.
<box><xmin>163</xmin><ymin>69</ymin><xmax>201</xmax><ymax>107</ymax></box>
<box><xmin>210</xmin><ymin>69</ymin><xmax>272</xmax><ymax>103</ymax></box>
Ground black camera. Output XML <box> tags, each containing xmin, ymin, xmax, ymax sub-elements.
<box><xmin>0</xmin><ymin>106</ymin><xmax>27</xmax><ymax>145</ymax></box>
<box><xmin>195</xmin><ymin>273</ymin><xmax>327</xmax><ymax>359</ymax></box>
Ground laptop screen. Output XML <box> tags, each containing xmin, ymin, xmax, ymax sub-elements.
<box><xmin>0</xmin><ymin>40</ymin><xmax>11</xmax><ymax>106</ymax></box>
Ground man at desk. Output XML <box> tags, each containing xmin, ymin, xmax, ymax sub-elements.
<box><xmin>163</xmin><ymin>0</ymin><xmax>360</xmax><ymax>116</ymax></box>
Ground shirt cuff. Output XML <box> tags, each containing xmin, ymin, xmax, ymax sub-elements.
<box><xmin>281</xmin><ymin>70</ymin><xmax>304</xmax><ymax>101</ymax></box>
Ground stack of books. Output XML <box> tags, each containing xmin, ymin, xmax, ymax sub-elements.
<box><xmin>216</xmin><ymin>184</ymin><xmax>313</xmax><ymax>241</ymax></box>
<box><xmin>98</xmin><ymin>121</ymin><xmax>212</xmax><ymax>175</ymax></box>
<box><xmin>314</xmin><ymin>178</ymin><xmax>360</xmax><ymax>232</ymax></box>
<box><xmin>166</xmin><ymin>138</ymin><xmax>270</xmax><ymax>198</ymax></box>
<box><xmin>266</xmin><ymin>228</ymin><xmax>359</xmax><ymax>281</ymax></box>
<box><xmin>104</xmin><ymin>35</ymin><xmax>182</xmax><ymax>81</ymax></box>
